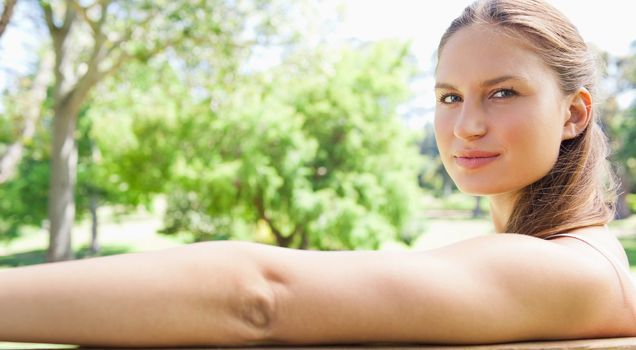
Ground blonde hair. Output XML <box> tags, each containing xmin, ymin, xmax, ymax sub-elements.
<box><xmin>437</xmin><ymin>0</ymin><xmax>617</xmax><ymax>238</ymax></box>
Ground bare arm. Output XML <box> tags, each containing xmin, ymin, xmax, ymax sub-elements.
<box><xmin>0</xmin><ymin>235</ymin><xmax>615</xmax><ymax>347</ymax></box>
<box><xmin>256</xmin><ymin>234</ymin><xmax>616</xmax><ymax>345</ymax></box>
<box><xmin>0</xmin><ymin>241</ymin><xmax>273</xmax><ymax>347</ymax></box>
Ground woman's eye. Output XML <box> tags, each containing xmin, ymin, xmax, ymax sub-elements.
<box><xmin>439</xmin><ymin>94</ymin><xmax>462</xmax><ymax>104</ymax></box>
<box><xmin>492</xmin><ymin>88</ymin><xmax>517</xmax><ymax>99</ymax></box>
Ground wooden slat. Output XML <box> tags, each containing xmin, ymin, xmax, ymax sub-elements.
<box><xmin>402</xmin><ymin>336</ymin><xmax>636</xmax><ymax>349</ymax></box>
<box><xmin>26</xmin><ymin>337</ymin><xmax>629</xmax><ymax>350</ymax></box>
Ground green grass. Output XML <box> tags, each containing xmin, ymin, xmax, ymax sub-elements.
<box><xmin>618</xmin><ymin>236</ymin><xmax>636</xmax><ymax>272</ymax></box>
<box><xmin>0</xmin><ymin>244</ymin><xmax>132</xmax><ymax>269</ymax></box>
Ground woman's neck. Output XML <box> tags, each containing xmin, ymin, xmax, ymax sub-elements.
<box><xmin>487</xmin><ymin>191</ymin><xmax>520</xmax><ymax>233</ymax></box>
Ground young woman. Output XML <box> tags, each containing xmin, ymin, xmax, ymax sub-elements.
<box><xmin>1</xmin><ymin>0</ymin><xmax>634</xmax><ymax>346</ymax></box>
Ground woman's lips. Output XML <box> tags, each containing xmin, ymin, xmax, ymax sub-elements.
<box><xmin>454</xmin><ymin>155</ymin><xmax>500</xmax><ymax>169</ymax></box>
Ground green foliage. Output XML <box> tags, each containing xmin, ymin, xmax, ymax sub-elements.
<box><xmin>0</xmin><ymin>157</ymin><xmax>50</xmax><ymax>241</ymax></box>
<box><xmin>619</xmin><ymin>51</ymin><xmax>636</xmax><ymax>88</ymax></box>
<box><xmin>418</xmin><ymin>123</ymin><xmax>455</xmax><ymax>196</ymax></box>
<box><xmin>0</xmin><ymin>245</ymin><xmax>131</xmax><ymax>269</ymax></box>
<box><xmin>90</xmin><ymin>41</ymin><xmax>425</xmax><ymax>250</ymax></box>
<box><xmin>0</xmin><ymin>72</ymin><xmax>149</xmax><ymax>242</ymax></box>
<box><xmin>0</xmin><ymin>0</ymin><xmax>326</xmax><ymax>248</ymax></box>
<box><xmin>2</xmin><ymin>0</ymin><xmax>425</xmax><ymax>250</ymax></box>
<box><xmin>609</xmin><ymin>47</ymin><xmax>636</xmax><ymax>206</ymax></box>
<box><xmin>627</xmin><ymin>193</ymin><xmax>636</xmax><ymax>214</ymax></box>
<box><xmin>165</xmin><ymin>41</ymin><xmax>425</xmax><ymax>249</ymax></box>
<box><xmin>613</xmin><ymin>107</ymin><xmax>636</xmax><ymax>179</ymax></box>
<box><xmin>0</xmin><ymin>85</ymin><xmax>52</xmax><ymax>241</ymax></box>
<box><xmin>0</xmin><ymin>102</ymin><xmax>116</xmax><ymax>241</ymax></box>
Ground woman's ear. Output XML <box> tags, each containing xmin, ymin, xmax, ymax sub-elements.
<box><xmin>562</xmin><ymin>87</ymin><xmax>592</xmax><ymax>140</ymax></box>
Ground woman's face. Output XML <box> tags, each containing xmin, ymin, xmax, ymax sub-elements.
<box><xmin>434</xmin><ymin>24</ymin><xmax>569</xmax><ymax>196</ymax></box>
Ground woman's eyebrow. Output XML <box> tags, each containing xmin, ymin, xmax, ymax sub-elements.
<box><xmin>480</xmin><ymin>75</ymin><xmax>529</xmax><ymax>87</ymax></box>
<box><xmin>434</xmin><ymin>75</ymin><xmax>529</xmax><ymax>90</ymax></box>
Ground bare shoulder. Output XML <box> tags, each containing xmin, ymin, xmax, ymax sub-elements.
<box><xmin>546</xmin><ymin>226</ymin><xmax>631</xmax><ymax>269</ymax></box>
<box><xmin>241</xmin><ymin>234</ymin><xmax>622</xmax><ymax>345</ymax></box>
<box><xmin>429</xmin><ymin>232</ymin><xmax>630</xmax><ymax>324</ymax></box>
<box><xmin>426</xmin><ymin>231</ymin><xmax>613</xmax><ymax>283</ymax></box>
<box><xmin>540</xmin><ymin>227</ymin><xmax>634</xmax><ymax>334</ymax></box>
<box><xmin>425</xmin><ymin>233</ymin><xmax>620</xmax><ymax>332</ymax></box>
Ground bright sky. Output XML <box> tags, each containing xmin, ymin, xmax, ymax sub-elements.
<box><xmin>335</xmin><ymin>0</ymin><xmax>636</xmax><ymax>58</ymax></box>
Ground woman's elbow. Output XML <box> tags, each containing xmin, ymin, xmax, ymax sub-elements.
<box><xmin>234</xmin><ymin>275</ymin><xmax>279</xmax><ymax>345</ymax></box>
<box><xmin>192</xmin><ymin>240</ymin><xmax>282</xmax><ymax>346</ymax></box>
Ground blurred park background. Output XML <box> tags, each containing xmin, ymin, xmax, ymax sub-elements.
<box><xmin>1</xmin><ymin>0</ymin><xmax>636</xmax><ymax>273</ymax></box>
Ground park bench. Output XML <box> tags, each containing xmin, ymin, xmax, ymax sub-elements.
<box><xmin>15</xmin><ymin>337</ymin><xmax>636</xmax><ymax>350</ymax></box>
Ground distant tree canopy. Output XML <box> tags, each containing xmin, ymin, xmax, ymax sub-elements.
<box><xmin>0</xmin><ymin>0</ymin><xmax>317</xmax><ymax>260</ymax></box>
<box><xmin>608</xmin><ymin>47</ymin><xmax>636</xmax><ymax>215</ymax></box>
<box><xmin>85</xmin><ymin>41</ymin><xmax>425</xmax><ymax>250</ymax></box>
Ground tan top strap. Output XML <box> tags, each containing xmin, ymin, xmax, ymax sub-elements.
<box><xmin>545</xmin><ymin>233</ymin><xmax>636</xmax><ymax>310</ymax></box>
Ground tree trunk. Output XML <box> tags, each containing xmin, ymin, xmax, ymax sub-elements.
<box><xmin>0</xmin><ymin>0</ymin><xmax>17</xmax><ymax>38</ymax></box>
<box><xmin>89</xmin><ymin>191</ymin><xmax>100</xmax><ymax>255</ymax></box>
<box><xmin>298</xmin><ymin>229</ymin><xmax>309</xmax><ymax>250</ymax></box>
<box><xmin>443</xmin><ymin>179</ymin><xmax>452</xmax><ymax>197</ymax></box>
<box><xmin>47</xmin><ymin>102</ymin><xmax>80</xmax><ymax>262</ymax></box>
<box><xmin>472</xmin><ymin>196</ymin><xmax>483</xmax><ymax>218</ymax></box>
<box><xmin>615</xmin><ymin>165</ymin><xmax>632</xmax><ymax>220</ymax></box>
<box><xmin>271</xmin><ymin>224</ymin><xmax>293</xmax><ymax>247</ymax></box>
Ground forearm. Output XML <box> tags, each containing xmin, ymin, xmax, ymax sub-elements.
<box><xmin>0</xmin><ymin>241</ymin><xmax>271</xmax><ymax>347</ymax></box>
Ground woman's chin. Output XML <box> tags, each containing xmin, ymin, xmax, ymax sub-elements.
<box><xmin>455</xmin><ymin>183</ymin><xmax>507</xmax><ymax>196</ymax></box>
<box><xmin>455</xmin><ymin>181</ymin><xmax>525</xmax><ymax>199</ymax></box>
<box><xmin>457</xmin><ymin>189</ymin><xmax>492</xmax><ymax>196</ymax></box>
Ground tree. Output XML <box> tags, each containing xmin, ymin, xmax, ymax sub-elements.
<box><xmin>418</xmin><ymin>123</ymin><xmax>454</xmax><ymax>196</ymax></box>
<box><xmin>0</xmin><ymin>53</ymin><xmax>51</xmax><ymax>184</ymax></box>
<box><xmin>144</xmin><ymin>41</ymin><xmax>425</xmax><ymax>250</ymax></box>
<box><xmin>37</xmin><ymin>0</ymin><xmax>295</xmax><ymax>261</ymax></box>
<box><xmin>604</xmin><ymin>45</ymin><xmax>636</xmax><ymax>218</ymax></box>
<box><xmin>0</xmin><ymin>0</ymin><xmax>17</xmax><ymax>38</ymax></box>
<box><xmin>84</xmin><ymin>41</ymin><xmax>424</xmax><ymax>250</ymax></box>
<box><xmin>0</xmin><ymin>86</ymin><xmax>52</xmax><ymax>241</ymax></box>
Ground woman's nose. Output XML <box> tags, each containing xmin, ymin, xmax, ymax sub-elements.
<box><xmin>453</xmin><ymin>99</ymin><xmax>487</xmax><ymax>141</ymax></box>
